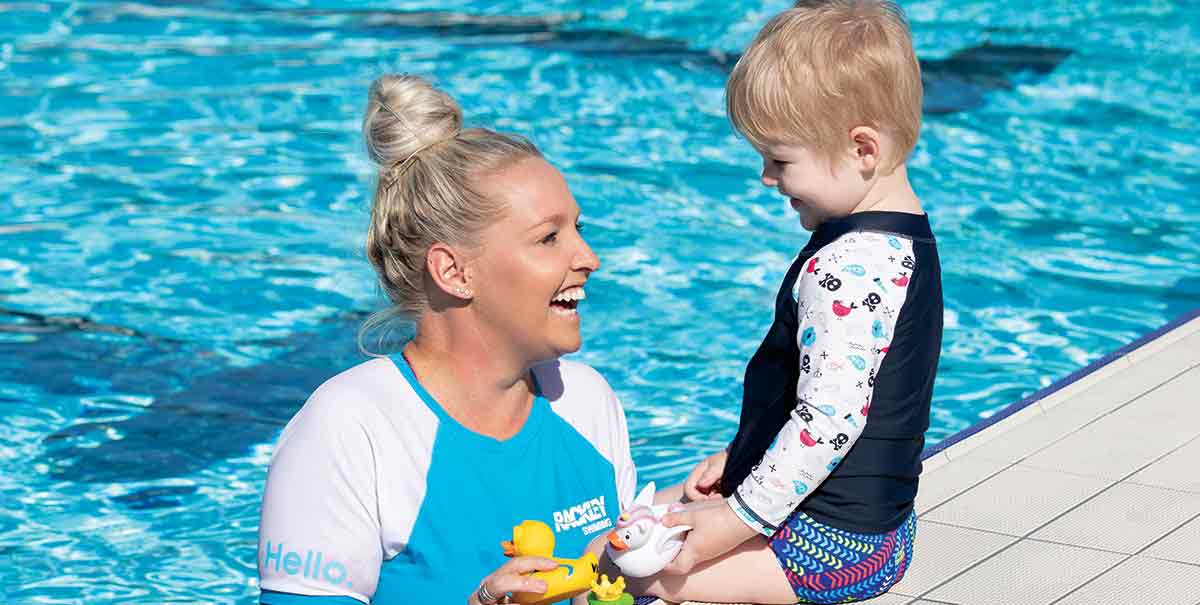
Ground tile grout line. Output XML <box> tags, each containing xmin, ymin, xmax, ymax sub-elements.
<box><xmin>911</xmin><ymin>422</ymin><xmax>1200</xmax><ymax>603</ymax></box>
<box><xmin>1046</xmin><ymin>510</ymin><xmax>1200</xmax><ymax>605</ymax></box>
<box><xmin>923</xmin><ymin>360</ymin><xmax>1200</xmax><ymax>517</ymax></box>
<box><xmin>1044</xmin><ymin>554</ymin><xmax>1132</xmax><ymax>605</ymax></box>
<box><xmin>927</xmin><ymin>359</ymin><xmax>1200</xmax><ymax>515</ymax></box>
<box><xmin>887</xmin><ymin>334</ymin><xmax>1200</xmax><ymax>604</ymax></box>
<box><xmin>1045</xmin><ymin>437</ymin><xmax>1200</xmax><ymax>605</ymax></box>
<box><xmin>923</xmin><ymin>311</ymin><xmax>1200</xmax><ymax>463</ymax></box>
<box><xmin>1131</xmin><ymin>509</ymin><xmax>1200</xmax><ymax>560</ymax></box>
<box><xmin>1005</xmin><ymin>361</ymin><xmax>1199</xmax><ymax>462</ymax></box>
<box><xmin>899</xmin><ymin>596</ymin><xmax>963</xmax><ymax>605</ymax></box>
<box><xmin>915</xmin><ymin>518</ymin><xmax>1200</xmax><ymax>568</ymax></box>
<box><xmin>1139</xmin><ymin>555</ymin><xmax>1200</xmax><ymax>569</ymax></box>
<box><xmin>1024</xmin><ymin>537</ymin><xmax>1200</xmax><ymax>566</ymax></box>
<box><xmin>1123</xmin><ymin>480</ymin><xmax>1200</xmax><ymax>496</ymax></box>
<box><xmin>1012</xmin><ymin>462</ymin><xmax>1200</xmax><ymax>488</ymax></box>
<box><xmin>917</xmin><ymin>463</ymin><xmax>1017</xmax><ymax>520</ymax></box>
<box><xmin>919</xmin><ymin>518</ymin><xmax>1022</xmax><ymax>539</ymax></box>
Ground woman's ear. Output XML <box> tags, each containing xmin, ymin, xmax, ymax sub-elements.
<box><xmin>849</xmin><ymin>126</ymin><xmax>882</xmax><ymax>174</ymax></box>
<box><xmin>427</xmin><ymin>242</ymin><xmax>473</xmax><ymax>300</ymax></box>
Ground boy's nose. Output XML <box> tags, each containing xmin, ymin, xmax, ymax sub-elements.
<box><xmin>761</xmin><ymin>160</ymin><xmax>779</xmax><ymax>187</ymax></box>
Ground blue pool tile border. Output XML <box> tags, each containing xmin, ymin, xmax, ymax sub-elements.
<box><xmin>922</xmin><ymin>306</ymin><xmax>1200</xmax><ymax>461</ymax></box>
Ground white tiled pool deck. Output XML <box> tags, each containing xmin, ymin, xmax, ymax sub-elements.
<box><xmin>663</xmin><ymin>311</ymin><xmax>1200</xmax><ymax>605</ymax></box>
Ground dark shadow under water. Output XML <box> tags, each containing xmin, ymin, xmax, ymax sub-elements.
<box><xmin>85</xmin><ymin>3</ymin><xmax>1073</xmax><ymax>115</ymax></box>
<box><xmin>10</xmin><ymin>309</ymin><xmax>373</xmax><ymax>486</ymax></box>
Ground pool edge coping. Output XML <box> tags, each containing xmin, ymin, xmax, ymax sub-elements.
<box><xmin>921</xmin><ymin>306</ymin><xmax>1200</xmax><ymax>466</ymax></box>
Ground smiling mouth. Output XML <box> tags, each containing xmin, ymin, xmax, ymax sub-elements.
<box><xmin>550</xmin><ymin>286</ymin><xmax>585</xmax><ymax>317</ymax></box>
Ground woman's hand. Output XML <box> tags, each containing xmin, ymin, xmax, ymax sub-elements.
<box><xmin>468</xmin><ymin>556</ymin><xmax>559</xmax><ymax>605</ymax></box>
<box><xmin>682</xmin><ymin>450</ymin><xmax>728</xmax><ymax>502</ymax></box>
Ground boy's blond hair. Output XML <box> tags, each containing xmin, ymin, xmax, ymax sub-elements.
<box><xmin>727</xmin><ymin>0</ymin><xmax>922</xmax><ymax>170</ymax></box>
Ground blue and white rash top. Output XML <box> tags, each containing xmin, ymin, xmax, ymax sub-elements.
<box><xmin>257</xmin><ymin>355</ymin><xmax>637</xmax><ymax>604</ymax></box>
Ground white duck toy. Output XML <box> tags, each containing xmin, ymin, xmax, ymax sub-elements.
<box><xmin>604</xmin><ymin>482</ymin><xmax>691</xmax><ymax>578</ymax></box>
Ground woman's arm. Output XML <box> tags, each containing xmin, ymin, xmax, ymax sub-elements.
<box><xmin>258</xmin><ymin>389</ymin><xmax>383</xmax><ymax>604</ymax></box>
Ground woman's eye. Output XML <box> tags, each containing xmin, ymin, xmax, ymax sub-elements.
<box><xmin>575</xmin><ymin>221</ymin><xmax>584</xmax><ymax>233</ymax></box>
<box><xmin>540</xmin><ymin>231</ymin><xmax>558</xmax><ymax>244</ymax></box>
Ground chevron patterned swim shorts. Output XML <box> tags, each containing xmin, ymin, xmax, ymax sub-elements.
<box><xmin>768</xmin><ymin>510</ymin><xmax>916</xmax><ymax>604</ymax></box>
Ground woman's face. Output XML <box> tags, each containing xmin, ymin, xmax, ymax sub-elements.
<box><xmin>469</xmin><ymin>156</ymin><xmax>600</xmax><ymax>364</ymax></box>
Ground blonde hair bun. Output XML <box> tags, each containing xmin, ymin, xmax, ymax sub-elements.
<box><xmin>358</xmin><ymin>72</ymin><xmax>541</xmax><ymax>342</ymax></box>
<box><xmin>363</xmin><ymin>74</ymin><xmax>463</xmax><ymax>167</ymax></box>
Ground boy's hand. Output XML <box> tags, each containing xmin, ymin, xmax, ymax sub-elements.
<box><xmin>682</xmin><ymin>450</ymin><xmax>728</xmax><ymax>502</ymax></box>
<box><xmin>659</xmin><ymin>500</ymin><xmax>758</xmax><ymax>574</ymax></box>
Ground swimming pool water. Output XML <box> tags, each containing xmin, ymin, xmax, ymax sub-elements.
<box><xmin>2</xmin><ymin>1</ymin><xmax>1198</xmax><ymax>602</ymax></box>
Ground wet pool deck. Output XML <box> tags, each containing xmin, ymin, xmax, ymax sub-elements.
<box><xmin>663</xmin><ymin>309</ymin><xmax>1200</xmax><ymax>605</ymax></box>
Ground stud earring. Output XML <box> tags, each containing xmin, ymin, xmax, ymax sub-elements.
<box><xmin>455</xmin><ymin>286</ymin><xmax>472</xmax><ymax>298</ymax></box>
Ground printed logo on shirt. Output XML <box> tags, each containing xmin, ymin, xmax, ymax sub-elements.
<box><xmin>552</xmin><ymin>496</ymin><xmax>612</xmax><ymax>535</ymax></box>
<box><xmin>262</xmin><ymin>541</ymin><xmax>352</xmax><ymax>589</ymax></box>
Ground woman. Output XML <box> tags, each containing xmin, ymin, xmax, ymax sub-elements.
<box><xmin>257</xmin><ymin>74</ymin><xmax>636</xmax><ymax>605</ymax></box>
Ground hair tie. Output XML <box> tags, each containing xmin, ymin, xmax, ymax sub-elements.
<box><xmin>379</xmin><ymin>130</ymin><xmax>460</xmax><ymax>193</ymax></box>
<box><xmin>390</xmin><ymin>128</ymin><xmax>460</xmax><ymax>169</ymax></box>
<box><xmin>375</xmin><ymin>99</ymin><xmax>461</xmax><ymax>190</ymax></box>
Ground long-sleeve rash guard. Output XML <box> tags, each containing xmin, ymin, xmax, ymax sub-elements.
<box><xmin>724</xmin><ymin>211</ymin><xmax>942</xmax><ymax>535</ymax></box>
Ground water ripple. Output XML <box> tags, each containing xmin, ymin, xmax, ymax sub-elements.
<box><xmin>2</xmin><ymin>1</ymin><xmax>1198</xmax><ymax>602</ymax></box>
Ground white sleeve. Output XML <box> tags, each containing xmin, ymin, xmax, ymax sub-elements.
<box><xmin>728</xmin><ymin>234</ymin><xmax>910</xmax><ymax>533</ymax></box>
<box><xmin>610</xmin><ymin>387</ymin><xmax>638</xmax><ymax>509</ymax></box>
<box><xmin>258</xmin><ymin>386</ymin><xmax>382</xmax><ymax>603</ymax></box>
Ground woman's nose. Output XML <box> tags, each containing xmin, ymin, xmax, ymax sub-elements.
<box><xmin>575</xmin><ymin>237</ymin><xmax>601</xmax><ymax>273</ymax></box>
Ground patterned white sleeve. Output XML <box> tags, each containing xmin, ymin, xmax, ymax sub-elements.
<box><xmin>728</xmin><ymin>233</ymin><xmax>914</xmax><ymax>534</ymax></box>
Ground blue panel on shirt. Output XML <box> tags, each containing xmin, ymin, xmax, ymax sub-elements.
<box><xmin>372</xmin><ymin>355</ymin><xmax>619</xmax><ymax>605</ymax></box>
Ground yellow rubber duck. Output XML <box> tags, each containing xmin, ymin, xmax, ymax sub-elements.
<box><xmin>501</xmin><ymin>520</ymin><xmax>599</xmax><ymax>605</ymax></box>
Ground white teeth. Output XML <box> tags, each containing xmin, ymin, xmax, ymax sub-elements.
<box><xmin>551</xmin><ymin>287</ymin><xmax>585</xmax><ymax>303</ymax></box>
<box><xmin>550</xmin><ymin>305</ymin><xmax>579</xmax><ymax>317</ymax></box>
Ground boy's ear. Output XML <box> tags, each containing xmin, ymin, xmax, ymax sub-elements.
<box><xmin>426</xmin><ymin>242</ymin><xmax>473</xmax><ymax>300</ymax></box>
<box><xmin>849</xmin><ymin>126</ymin><xmax>882</xmax><ymax>173</ymax></box>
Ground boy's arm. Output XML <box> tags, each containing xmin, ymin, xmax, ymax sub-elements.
<box><xmin>727</xmin><ymin>235</ymin><xmax>914</xmax><ymax>534</ymax></box>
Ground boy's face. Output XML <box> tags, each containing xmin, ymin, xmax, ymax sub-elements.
<box><xmin>758</xmin><ymin>143</ymin><xmax>868</xmax><ymax>231</ymax></box>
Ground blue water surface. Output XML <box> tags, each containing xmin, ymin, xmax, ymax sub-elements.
<box><xmin>1</xmin><ymin>1</ymin><xmax>1198</xmax><ymax>602</ymax></box>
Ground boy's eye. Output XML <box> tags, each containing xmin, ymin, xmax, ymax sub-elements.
<box><xmin>575</xmin><ymin>221</ymin><xmax>584</xmax><ymax>233</ymax></box>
